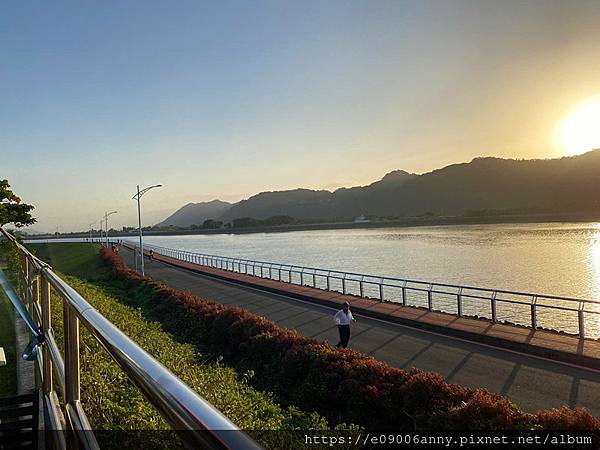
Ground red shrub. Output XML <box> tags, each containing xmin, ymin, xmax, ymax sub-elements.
<box><xmin>535</xmin><ymin>407</ymin><xmax>600</xmax><ymax>430</ymax></box>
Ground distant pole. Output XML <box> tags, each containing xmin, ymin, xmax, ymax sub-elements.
<box><xmin>137</xmin><ymin>185</ymin><xmax>143</xmax><ymax>275</ymax></box>
<box><xmin>104</xmin><ymin>211</ymin><xmax>117</xmax><ymax>247</ymax></box>
<box><xmin>132</xmin><ymin>184</ymin><xmax>163</xmax><ymax>276</ymax></box>
<box><xmin>89</xmin><ymin>222</ymin><xmax>95</xmax><ymax>242</ymax></box>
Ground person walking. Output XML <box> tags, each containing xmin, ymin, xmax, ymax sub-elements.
<box><xmin>333</xmin><ymin>302</ymin><xmax>356</xmax><ymax>348</ymax></box>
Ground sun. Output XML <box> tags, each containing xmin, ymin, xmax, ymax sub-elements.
<box><xmin>558</xmin><ymin>97</ymin><xmax>600</xmax><ymax>156</ymax></box>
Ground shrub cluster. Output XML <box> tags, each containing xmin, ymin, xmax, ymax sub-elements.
<box><xmin>100</xmin><ymin>248</ymin><xmax>600</xmax><ymax>432</ymax></box>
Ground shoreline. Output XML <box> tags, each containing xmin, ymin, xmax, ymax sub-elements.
<box><xmin>26</xmin><ymin>211</ymin><xmax>600</xmax><ymax>240</ymax></box>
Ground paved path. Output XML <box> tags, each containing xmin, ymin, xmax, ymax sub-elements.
<box><xmin>119</xmin><ymin>247</ymin><xmax>600</xmax><ymax>416</ymax></box>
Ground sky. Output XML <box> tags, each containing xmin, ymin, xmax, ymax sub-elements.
<box><xmin>2</xmin><ymin>0</ymin><xmax>600</xmax><ymax>232</ymax></box>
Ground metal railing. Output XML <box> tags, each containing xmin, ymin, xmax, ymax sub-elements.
<box><xmin>125</xmin><ymin>242</ymin><xmax>600</xmax><ymax>339</ymax></box>
<box><xmin>1</xmin><ymin>229</ymin><xmax>262</xmax><ymax>450</ymax></box>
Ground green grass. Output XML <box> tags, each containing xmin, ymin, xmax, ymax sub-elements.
<box><xmin>21</xmin><ymin>243</ymin><xmax>348</xmax><ymax>448</ymax></box>
<box><xmin>28</xmin><ymin>242</ymin><xmax>105</xmax><ymax>280</ymax></box>
<box><xmin>0</xmin><ymin>289</ymin><xmax>17</xmax><ymax>396</ymax></box>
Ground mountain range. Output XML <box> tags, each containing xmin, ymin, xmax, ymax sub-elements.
<box><xmin>157</xmin><ymin>149</ymin><xmax>600</xmax><ymax>227</ymax></box>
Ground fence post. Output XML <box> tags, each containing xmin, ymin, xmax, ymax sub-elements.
<box><xmin>402</xmin><ymin>286</ymin><xmax>407</xmax><ymax>306</ymax></box>
<box><xmin>427</xmin><ymin>284</ymin><xmax>433</xmax><ymax>311</ymax></box>
<box><xmin>531</xmin><ymin>296</ymin><xmax>537</xmax><ymax>330</ymax></box>
<box><xmin>41</xmin><ymin>276</ymin><xmax>53</xmax><ymax>395</ymax></box>
<box><xmin>491</xmin><ymin>291</ymin><xmax>497</xmax><ymax>323</ymax></box>
<box><xmin>457</xmin><ymin>288</ymin><xmax>463</xmax><ymax>317</ymax></box>
<box><xmin>359</xmin><ymin>280</ymin><xmax>364</xmax><ymax>298</ymax></box>
<box><xmin>312</xmin><ymin>273</ymin><xmax>316</xmax><ymax>287</ymax></box>
<box><xmin>342</xmin><ymin>277</ymin><xmax>346</xmax><ymax>295</ymax></box>
<box><xmin>326</xmin><ymin>275</ymin><xmax>330</xmax><ymax>291</ymax></box>
<box><xmin>31</xmin><ymin>270</ymin><xmax>40</xmax><ymax>323</ymax></box>
<box><xmin>379</xmin><ymin>283</ymin><xmax>384</xmax><ymax>302</ymax></box>
<box><xmin>578</xmin><ymin>304</ymin><xmax>585</xmax><ymax>339</ymax></box>
<box><xmin>63</xmin><ymin>305</ymin><xmax>81</xmax><ymax>417</ymax></box>
<box><xmin>300</xmin><ymin>271</ymin><xmax>304</xmax><ymax>286</ymax></box>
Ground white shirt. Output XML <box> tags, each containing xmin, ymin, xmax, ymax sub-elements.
<box><xmin>333</xmin><ymin>309</ymin><xmax>354</xmax><ymax>325</ymax></box>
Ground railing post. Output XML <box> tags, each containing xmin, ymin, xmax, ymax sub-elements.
<box><xmin>41</xmin><ymin>276</ymin><xmax>53</xmax><ymax>395</ymax></box>
<box><xmin>359</xmin><ymin>280</ymin><xmax>364</xmax><ymax>298</ymax></box>
<box><xmin>401</xmin><ymin>283</ymin><xmax>407</xmax><ymax>306</ymax></box>
<box><xmin>457</xmin><ymin>288</ymin><xmax>463</xmax><ymax>317</ymax></box>
<box><xmin>531</xmin><ymin>296</ymin><xmax>537</xmax><ymax>330</ymax></box>
<box><xmin>300</xmin><ymin>271</ymin><xmax>304</xmax><ymax>286</ymax></box>
<box><xmin>288</xmin><ymin>269</ymin><xmax>292</xmax><ymax>283</ymax></box>
<box><xmin>326</xmin><ymin>275</ymin><xmax>330</xmax><ymax>291</ymax></box>
<box><xmin>342</xmin><ymin>277</ymin><xmax>346</xmax><ymax>295</ymax></box>
<box><xmin>278</xmin><ymin>268</ymin><xmax>281</xmax><ymax>281</ymax></box>
<box><xmin>63</xmin><ymin>305</ymin><xmax>81</xmax><ymax>420</ymax></box>
<box><xmin>31</xmin><ymin>270</ymin><xmax>40</xmax><ymax>323</ymax></box>
<box><xmin>491</xmin><ymin>291</ymin><xmax>498</xmax><ymax>323</ymax></box>
<box><xmin>427</xmin><ymin>284</ymin><xmax>433</xmax><ymax>311</ymax></box>
<box><xmin>260</xmin><ymin>266</ymin><xmax>263</xmax><ymax>278</ymax></box>
<box><xmin>379</xmin><ymin>283</ymin><xmax>384</xmax><ymax>302</ymax></box>
<box><xmin>312</xmin><ymin>273</ymin><xmax>316</xmax><ymax>287</ymax></box>
<box><xmin>578</xmin><ymin>304</ymin><xmax>585</xmax><ymax>339</ymax></box>
<box><xmin>22</xmin><ymin>253</ymin><xmax>30</xmax><ymax>307</ymax></box>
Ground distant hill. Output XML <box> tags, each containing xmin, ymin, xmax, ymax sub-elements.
<box><xmin>157</xmin><ymin>200</ymin><xmax>232</xmax><ymax>227</ymax></box>
<box><xmin>159</xmin><ymin>150</ymin><xmax>600</xmax><ymax>225</ymax></box>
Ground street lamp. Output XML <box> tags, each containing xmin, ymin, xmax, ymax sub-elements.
<box><xmin>103</xmin><ymin>211</ymin><xmax>117</xmax><ymax>246</ymax></box>
<box><xmin>132</xmin><ymin>184</ymin><xmax>162</xmax><ymax>276</ymax></box>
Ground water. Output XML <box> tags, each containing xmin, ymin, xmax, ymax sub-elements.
<box><xmin>132</xmin><ymin>223</ymin><xmax>600</xmax><ymax>298</ymax></box>
<box><xmin>32</xmin><ymin>222</ymin><xmax>600</xmax><ymax>336</ymax></box>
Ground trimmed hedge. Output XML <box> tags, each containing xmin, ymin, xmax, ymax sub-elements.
<box><xmin>101</xmin><ymin>248</ymin><xmax>600</xmax><ymax>432</ymax></box>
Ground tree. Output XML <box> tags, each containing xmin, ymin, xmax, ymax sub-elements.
<box><xmin>0</xmin><ymin>179</ymin><xmax>36</xmax><ymax>228</ymax></box>
<box><xmin>202</xmin><ymin>219</ymin><xmax>223</xmax><ymax>229</ymax></box>
<box><xmin>232</xmin><ymin>217</ymin><xmax>259</xmax><ymax>228</ymax></box>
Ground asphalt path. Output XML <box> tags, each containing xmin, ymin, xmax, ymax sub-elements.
<box><xmin>119</xmin><ymin>247</ymin><xmax>600</xmax><ymax>417</ymax></box>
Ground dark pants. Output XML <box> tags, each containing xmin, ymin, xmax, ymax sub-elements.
<box><xmin>336</xmin><ymin>325</ymin><xmax>350</xmax><ymax>348</ymax></box>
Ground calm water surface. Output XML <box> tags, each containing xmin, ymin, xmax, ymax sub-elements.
<box><xmin>37</xmin><ymin>222</ymin><xmax>600</xmax><ymax>336</ymax></box>
<box><xmin>137</xmin><ymin>222</ymin><xmax>600</xmax><ymax>302</ymax></box>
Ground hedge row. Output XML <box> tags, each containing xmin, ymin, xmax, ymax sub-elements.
<box><xmin>101</xmin><ymin>248</ymin><xmax>600</xmax><ymax>431</ymax></box>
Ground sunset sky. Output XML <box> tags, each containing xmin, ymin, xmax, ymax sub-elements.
<box><xmin>2</xmin><ymin>0</ymin><xmax>600</xmax><ymax>232</ymax></box>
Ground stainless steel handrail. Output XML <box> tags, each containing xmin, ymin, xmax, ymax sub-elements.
<box><xmin>120</xmin><ymin>241</ymin><xmax>600</xmax><ymax>338</ymax></box>
<box><xmin>3</xmin><ymin>229</ymin><xmax>262</xmax><ymax>450</ymax></box>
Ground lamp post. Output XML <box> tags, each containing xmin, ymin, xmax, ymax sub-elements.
<box><xmin>132</xmin><ymin>184</ymin><xmax>162</xmax><ymax>276</ymax></box>
<box><xmin>88</xmin><ymin>222</ymin><xmax>95</xmax><ymax>242</ymax></box>
<box><xmin>103</xmin><ymin>211</ymin><xmax>117</xmax><ymax>246</ymax></box>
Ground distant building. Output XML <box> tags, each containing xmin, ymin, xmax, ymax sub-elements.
<box><xmin>354</xmin><ymin>215</ymin><xmax>370</xmax><ymax>223</ymax></box>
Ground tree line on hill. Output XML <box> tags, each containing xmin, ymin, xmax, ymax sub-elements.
<box><xmin>157</xmin><ymin>149</ymin><xmax>600</xmax><ymax>229</ymax></box>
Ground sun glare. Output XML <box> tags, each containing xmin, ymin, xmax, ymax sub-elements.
<box><xmin>558</xmin><ymin>97</ymin><xmax>600</xmax><ymax>156</ymax></box>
